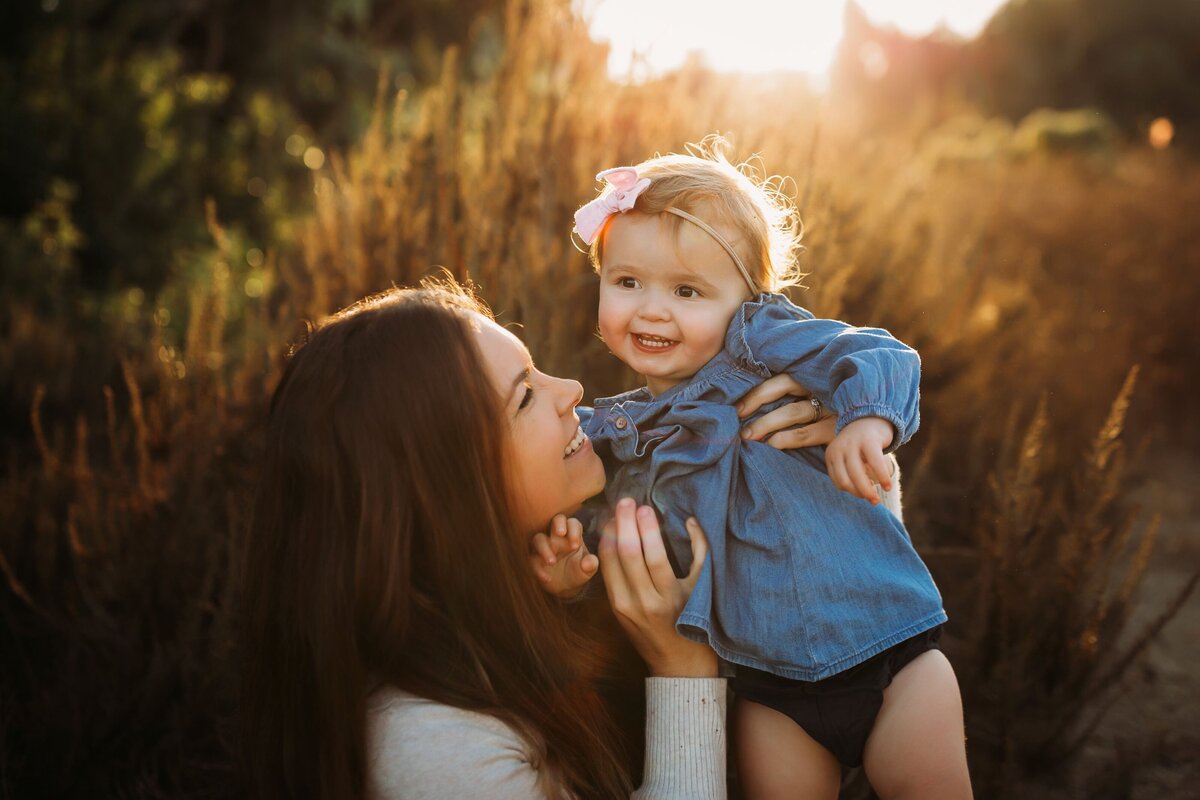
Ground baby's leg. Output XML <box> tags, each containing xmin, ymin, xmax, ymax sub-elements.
<box><xmin>861</xmin><ymin>650</ymin><xmax>972</xmax><ymax>799</ymax></box>
<box><xmin>734</xmin><ymin>698</ymin><xmax>841</xmax><ymax>800</ymax></box>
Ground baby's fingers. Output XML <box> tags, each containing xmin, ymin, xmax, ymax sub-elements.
<box><xmin>845</xmin><ymin>452</ymin><xmax>880</xmax><ymax>504</ymax></box>
<box><xmin>531</xmin><ymin>532</ymin><xmax>557</xmax><ymax>565</ymax></box>
<box><xmin>865</xmin><ymin>448</ymin><xmax>894</xmax><ymax>492</ymax></box>
<box><xmin>826</xmin><ymin>448</ymin><xmax>852</xmax><ymax>495</ymax></box>
<box><xmin>566</xmin><ymin>517</ymin><xmax>584</xmax><ymax>552</ymax></box>
<box><xmin>569</xmin><ymin>548</ymin><xmax>599</xmax><ymax>586</ymax></box>
<box><xmin>551</xmin><ymin>514</ymin><xmax>568</xmax><ymax>538</ymax></box>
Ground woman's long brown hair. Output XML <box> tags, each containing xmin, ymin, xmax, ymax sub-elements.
<box><xmin>240</xmin><ymin>280</ymin><xmax>631</xmax><ymax>798</ymax></box>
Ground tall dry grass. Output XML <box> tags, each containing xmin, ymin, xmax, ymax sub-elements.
<box><xmin>2</xmin><ymin>0</ymin><xmax>1197</xmax><ymax>796</ymax></box>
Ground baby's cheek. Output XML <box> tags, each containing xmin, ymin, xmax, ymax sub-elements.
<box><xmin>596</xmin><ymin>307</ymin><xmax>623</xmax><ymax>342</ymax></box>
<box><xmin>689</xmin><ymin>329</ymin><xmax>727</xmax><ymax>364</ymax></box>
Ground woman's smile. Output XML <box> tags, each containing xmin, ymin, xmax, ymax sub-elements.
<box><xmin>564</xmin><ymin>424</ymin><xmax>590</xmax><ymax>458</ymax></box>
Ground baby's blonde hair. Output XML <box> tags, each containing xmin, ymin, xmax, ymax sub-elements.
<box><xmin>588</xmin><ymin>135</ymin><xmax>804</xmax><ymax>293</ymax></box>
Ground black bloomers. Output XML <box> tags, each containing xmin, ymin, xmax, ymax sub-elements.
<box><xmin>731</xmin><ymin>625</ymin><xmax>943</xmax><ymax>768</ymax></box>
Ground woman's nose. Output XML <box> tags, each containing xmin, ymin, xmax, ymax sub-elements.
<box><xmin>555</xmin><ymin>377</ymin><xmax>585</xmax><ymax>414</ymax></box>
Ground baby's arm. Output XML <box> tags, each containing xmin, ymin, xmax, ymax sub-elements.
<box><xmin>740</xmin><ymin>300</ymin><xmax>921</xmax><ymax>503</ymax></box>
<box><xmin>742</xmin><ymin>301</ymin><xmax>920</xmax><ymax>445</ymax></box>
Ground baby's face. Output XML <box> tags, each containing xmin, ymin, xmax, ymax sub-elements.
<box><xmin>598</xmin><ymin>212</ymin><xmax>751</xmax><ymax>396</ymax></box>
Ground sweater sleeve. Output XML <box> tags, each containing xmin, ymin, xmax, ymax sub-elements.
<box><xmin>368</xmin><ymin>693</ymin><xmax>552</xmax><ymax>800</ymax></box>
<box><xmin>634</xmin><ymin>678</ymin><xmax>727</xmax><ymax>800</ymax></box>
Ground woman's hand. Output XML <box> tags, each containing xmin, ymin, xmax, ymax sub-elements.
<box><xmin>529</xmin><ymin>514</ymin><xmax>597</xmax><ymax>598</ymax></box>
<box><xmin>597</xmin><ymin>498</ymin><xmax>717</xmax><ymax>678</ymax></box>
<box><xmin>736</xmin><ymin>374</ymin><xmax>836</xmax><ymax>449</ymax></box>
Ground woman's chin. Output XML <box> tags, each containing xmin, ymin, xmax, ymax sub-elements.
<box><xmin>554</xmin><ymin>458</ymin><xmax>607</xmax><ymax>522</ymax></box>
<box><xmin>578</xmin><ymin>451</ymin><xmax>607</xmax><ymax>499</ymax></box>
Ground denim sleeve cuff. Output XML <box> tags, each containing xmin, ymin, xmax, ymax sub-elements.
<box><xmin>835</xmin><ymin>404</ymin><xmax>908</xmax><ymax>454</ymax></box>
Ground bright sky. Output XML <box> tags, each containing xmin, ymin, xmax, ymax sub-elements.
<box><xmin>580</xmin><ymin>0</ymin><xmax>1009</xmax><ymax>79</ymax></box>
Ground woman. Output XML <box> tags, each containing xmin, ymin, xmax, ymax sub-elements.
<box><xmin>240</xmin><ymin>279</ymin><xmax>843</xmax><ymax>799</ymax></box>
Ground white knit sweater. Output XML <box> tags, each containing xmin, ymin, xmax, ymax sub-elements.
<box><xmin>366</xmin><ymin>678</ymin><xmax>727</xmax><ymax>799</ymax></box>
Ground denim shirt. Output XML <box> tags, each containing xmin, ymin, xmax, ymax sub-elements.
<box><xmin>580</xmin><ymin>293</ymin><xmax>946</xmax><ymax>681</ymax></box>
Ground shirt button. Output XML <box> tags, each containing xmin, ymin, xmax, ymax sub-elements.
<box><xmin>614</xmin><ymin>417</ymin><xmax>628</xmax><ymax>430</ymax></box>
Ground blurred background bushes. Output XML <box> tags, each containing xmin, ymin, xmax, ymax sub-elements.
<box><xmin>2</xmin><ymin>0</ymin><xmax>1198</xmax><ymax>797</ymax></box>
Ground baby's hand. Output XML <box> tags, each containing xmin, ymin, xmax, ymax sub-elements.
<box><xmin>529</xmin><ymin>514</ymin><xmax>599</xmax><ymax>599</ymax></box>
<box><xmin>825</xmin><ymin>417</ymin><xmax>895</xmax><ymax>504</ymax></box>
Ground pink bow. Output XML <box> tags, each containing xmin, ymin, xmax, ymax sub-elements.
<box><xmin>573</xmin><ymin>167</ymin><xmax>651</xmax><ymax>244</ymax></box>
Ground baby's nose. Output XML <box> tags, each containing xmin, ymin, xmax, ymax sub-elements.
<box><xmin>637</xmin><ymin>297</ymin><xmax>671</xmax><ymax>320</ymax></box>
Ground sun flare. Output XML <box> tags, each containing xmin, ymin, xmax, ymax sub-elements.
<box><xmin>580</xmin><ymin>0</ymin><xmax>1009</xmax><ymax>80</ymax></box>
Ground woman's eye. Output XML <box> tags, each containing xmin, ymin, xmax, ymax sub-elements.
<box><xmin>677</xmin><ymin>286</ymin><xmax>699</xmax><ymax>298</ymax></box>
<box><xmin>518</xmin><ymin>385</ymin><xmax>534</xmax><ymax>410</ymax></box>
<box><xmin>617</xmin><ymin>277</ymin><xmax>639</xmax><ymax>289</ymax></box>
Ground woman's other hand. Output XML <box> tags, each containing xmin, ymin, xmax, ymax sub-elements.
<box><xmin>597</xmin><ymin>499</ymin><xmax>717</xmax><ymax>678</ymax></box>
<box><xmin>736</xmin><ymin>374</ymin><xmax>836</xmax><ymax>450</ymax></box>
<box><xmin>530</xmin><ymin>514</ymin><xmax>598</xmax><ymax>598</ymax></box>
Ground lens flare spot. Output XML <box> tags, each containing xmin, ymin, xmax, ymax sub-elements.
<box><xmin>1148</xmin><ymin>117</ymin><xmax>1174</xmax><ymax>150</ymax></box>
<box><xmin>303</xmin><ymin>146</ymin><xmax>326</xmax><ymax>170</ymax></box>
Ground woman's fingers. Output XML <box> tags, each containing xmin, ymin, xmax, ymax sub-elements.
<box><xmin>681</xmin><ymin>517</ymin><xmax>710</xmax><ymax>595</ymax></box>
<box><xmin>740</xmin><ymin>396</ymin><xmax>822</xmax><ymax>442</ymax></box>
<box><xmin>634</xmin><ymin>504</ymin><xmax>680</xmax><ymax>598</ymax></box>
<box><xmin>601</xmin><ymin>499</ymin><xmax>679</xmax><ymax>616</ymax></box>
<box><xmin>597</xmin><ymin>516</ymin><xmax>632</xmax><ymax>610</ymax></box>
<box><xmin>763</xmin><ymin>416</ymin><xmax>838</xmax><ymax>450</ymax></box>
<box><xmin>736</xmin><ymin>374</ymin><xmax>810</xmax><ymax>418</ymax></box>
<box><xmin>613</xmin><ymin>501</ymin><xmax>660</xmax><ymax>603</ymax></box>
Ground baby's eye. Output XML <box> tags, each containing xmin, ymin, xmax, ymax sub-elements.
<box><xmin>676</xmin><ymin>285</ymin><xmax>700</xmax><ymax>298</ymax></box>
<box><xmin>518</xmin><ymin>385</ymin><xmax>534</xmax><ymax>410</ymax></box>
<box><xmin>616</xmin><ymin>277</ymin><xmax>640</xmax><ymax>290</ymax></box>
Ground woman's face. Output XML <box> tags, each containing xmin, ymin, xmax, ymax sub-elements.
<box><xmin>471</xmin><ymin>314</ymin><xmax>607</xmax><ymax>533</ymax></box>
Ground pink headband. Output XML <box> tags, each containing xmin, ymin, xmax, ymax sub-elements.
<box><xmin>573</xmin><ymin>167</ymin><xmax>758</xmax><ymax>293</ymax></box>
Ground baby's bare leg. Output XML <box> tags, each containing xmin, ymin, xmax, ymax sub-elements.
<box><xmin>735</xmin><ymin>698</ymin><xmax>840</xmax><ymax>800</ymax></box>
<box><xmin>861</xmin><ymin>650</ymin><xmax>972</xmax><ymax>799</ymax></box>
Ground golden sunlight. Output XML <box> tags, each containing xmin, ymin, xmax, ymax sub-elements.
<box><xmin>581</xmin><ymin>0</ymin><xmax>1009</xmax><ymax>79</ymax></box>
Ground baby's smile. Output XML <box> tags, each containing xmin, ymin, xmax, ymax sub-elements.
<box><xmin>632</xmin><ymin>333</ymin><xmax>679</xmax><ymax>352</ymax></box>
